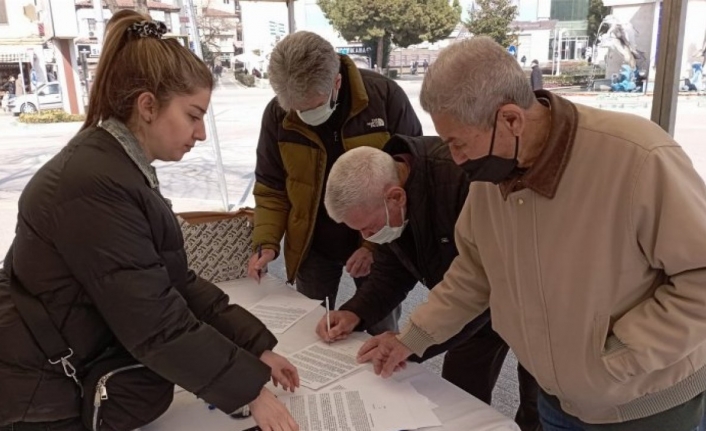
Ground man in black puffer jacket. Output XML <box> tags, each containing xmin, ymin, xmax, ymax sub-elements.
<box><xmin>317</xmin><ymin>135</ymin><xmax>541</xmax><ymax>431</ymax></box>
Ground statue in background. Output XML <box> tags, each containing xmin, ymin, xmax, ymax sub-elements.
<box><xmin>594</xmin><ymin>15</ymin><xmax>648</xmax><ymax>92</ymax></box>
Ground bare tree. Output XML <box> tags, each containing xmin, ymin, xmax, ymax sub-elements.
<box><xmin>196</xmin><ymin>0</ymin><xmax>236</xmax><ymax>57</ymax></box>
<box><xmin>103</xmin><ymin>0</ymin><xmax>148</xmax><ymax>14</ymax></box>
<box><xmin>105</xmin><ymin>0</ymin><xmax>120</xmax><ymax>13</ymax></box>
<box><xmin>134</xmin><ymin>0</ymin><xmax>148</xmax><ymax>14</ymax></box>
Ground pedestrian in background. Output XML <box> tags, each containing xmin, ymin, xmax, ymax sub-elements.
<box><xmin>530</xmin><ymin>59</ymin><xmax>543</xmax><ymax>90</ymax></box>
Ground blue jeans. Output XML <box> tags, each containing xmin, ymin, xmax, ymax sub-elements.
<box><xmin>538</xmin><ymin>390</ymin><xmax>703</xmax><ymax>431</ymax></box>
<box><xmin>537</xmin><ymin>392</ymin><xmax>588</xmax><ymax>431</ymax></box>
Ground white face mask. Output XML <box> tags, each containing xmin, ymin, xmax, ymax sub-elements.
<box><xmin>296</xmin><ymin>88</ymin><xmax>337</xmax><ymax>126</ymax></box>
<box><xmin>365</xmin><ymin>199</ymin><xmax>407</xmax><ymax>245</ymax></box>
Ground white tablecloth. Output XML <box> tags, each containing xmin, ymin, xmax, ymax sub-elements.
<box><xmin>142</xmin><ymin>275</ymin><xmax>519</xmax><ymax>431</ymax></box>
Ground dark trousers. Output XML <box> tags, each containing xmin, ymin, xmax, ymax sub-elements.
<box><xmin>295</xmin><ymin>249</ymin><xmax>401</xmax><ymax>335</ymax></box>
<box><xmin>539</xmin><ymin>389</ymin><xmax>705</xmax><ymax>431</ymax></box>
<box><xmin>422</xmin><ymin>319</ymin><xmax>542</xmax><ymax>431</ymax></box>
<box><xmin>0</xmin><ymin>418</ymin><xmax>86</xmax><ymax>431</ymax></box>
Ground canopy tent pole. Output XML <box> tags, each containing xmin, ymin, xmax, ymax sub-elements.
<box><xmin>183</xmin><ymin>0</ymin><xmax>231</xmax><ymax>211</ymax></box>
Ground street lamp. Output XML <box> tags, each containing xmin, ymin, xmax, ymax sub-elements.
<box><xmin>556</xmin><ymin>28</ymin><xmax>567</xmax><ymax>76</ymax></box>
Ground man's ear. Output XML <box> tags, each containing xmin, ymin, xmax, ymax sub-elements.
<box><xmin>386</xmin><ymin>186</ymin><xmax>407</xmax><ymax>207</ymax></box>
<box><xmin>499</xmin><ymin>104</ymin><xmax>526</xmax><ymax>137</ymax></box>
<box><xmin>136</xmin><ymin>92</ymin><xmax>158</xmax><ymax>124</ymax></box>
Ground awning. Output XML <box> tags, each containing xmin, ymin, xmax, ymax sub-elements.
<box><xmin>0</xmin><ymin>46</ymin><xmax>36</xmax><ymax>63</ymax></box>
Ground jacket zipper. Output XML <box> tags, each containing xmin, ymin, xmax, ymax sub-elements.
<box><xmin>409</xmin><ymin>204</ymin><xmax>430</xmax><ymax>287</ymax></box>
<box><xmin>92</xmin><ymin>364</ymin><xmax>145</xmax><ymax>431</ymax></box>
<box><xmin>152</xmin><ymin>188</ymin><xmax>185</xmax><ymax>246</ymax></box>
<box><xmin>295</xmin><ymin>126</ymin><xmax>345</xmax><ymax>283</ymax></box>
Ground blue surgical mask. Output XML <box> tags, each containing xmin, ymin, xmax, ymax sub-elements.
<box><xmin>297</xmin><ymin>88</ymin><xmax>338</xmax><ymax>126</ymax></box>
<box><xmin>365</xmin><ymin>200</ymin><xmax>407</xmax><ymax>244</ymax></box>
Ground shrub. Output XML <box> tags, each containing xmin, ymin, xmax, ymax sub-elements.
<box><xmin>18</xmin><ymin>109</ymin><xmax>85</xmax><ymax>123</ymax></box>
<box><xmin>235</xmin><ymin>72</ymin><xmax>255</xmax><ymax>87</ymax></box>
<box><xmin>558</xmin><ymin>61</ymin><xmax>593</xmax><ymax>76</ymax></box>
<box><xmin>543</xmin><ymin>74</ymin><xmax>591</xmax><ymax>88</ymax></box>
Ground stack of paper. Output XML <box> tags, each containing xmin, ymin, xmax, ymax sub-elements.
<box><xmin>247</xmin><ymin>294</ymin><xmax>321</xmax><ymax>334</ymax></box>
<box><xmin>286</xmin><ymin>335</ymin><xmax>368</xmax><ymax>390</ymax></box>
<box><xmin>279</xmin><ymin>370</ymin><xmax>441</xmax><ymax>431</ymax></box>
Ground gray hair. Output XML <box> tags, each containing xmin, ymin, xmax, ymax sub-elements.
<box><xmin>268</xmin><ymin>31</ymin><xmax>341</xmax><ymax>111</ymax></box>
<box><xmin>420</xmin><ymin>36</ymin><xmax>535</xmax><ymax>129</ymax></box>
<box><xmin>325</xmin><ymin>147</ymin><xmax>399</xmax><ymax>223</ymax></box>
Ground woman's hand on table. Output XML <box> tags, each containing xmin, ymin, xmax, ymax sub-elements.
<box><xmin>260</xmin><ymin>350</ymin><xmax>300</xmax><ymax>392</ymax></box>
<box><xmin>249</xmin><ymin>387</ymin><xmax>299</xmax><ymax>431</ymax></box>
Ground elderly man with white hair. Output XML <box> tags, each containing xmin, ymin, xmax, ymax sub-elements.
<box><xmin>247</xmin><ymin>31</ymin><xmax>422</xmax><ymax>335</ymax></box>
<box><xmin>357</xmin><ymin>36</ymin><xmax>706</xmax><ymax>431</ymax></box>
<box><xmin>318</xmin><ymin>137</ymin><xmax>541</xmax><ymax>430</ymax></box>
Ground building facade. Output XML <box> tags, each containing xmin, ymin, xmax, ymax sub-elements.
<box><xmin>194</xmin><ymin>0</ymin><xmax>241</xmax><ymax>67</ymax></box>
<box><xmin>0</xmin><ymin>1</ymin><xmax>48</xmax><ymax>94</ymax></box>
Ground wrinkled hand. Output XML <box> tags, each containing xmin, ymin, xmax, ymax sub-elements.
<box><xmin>260</xmin><ymin>350</ymin><xmax>300</xmax><ymax>393</ymax></box>
<box><xmin>316</xmin><ymin>310</ymin><xmax>361</xmax><ymax>342</ymax></box>
<box><xmin>345</xmin><ymin>247</ymin><xmax>373</xmax><ymax>278</ymax></box>
<box><xmin>249</xmin><ymin>387</ymin><xmax>299</xmax><ymax>431</ymax></box>
<box><xmin>357</xmin><ymin>332</ymin><xmax>412</xmax><ymax>378</ymax></box>
<box><xmin>247</xmin><ymin>248</ymin><xmax>276</xmax><ymax>282</ymax></box>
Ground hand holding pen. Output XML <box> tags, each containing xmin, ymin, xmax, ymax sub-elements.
<box><xmin>257</xmin><ymin>244</ymin><xmax>262</xmax><ymax>284</ymax></box>
<box><xmin>325</xmin><ymin>297</ymin><xmax>332</xmax><ymax>344</ymax></box>
<box><xmin>247</xmin><ymin>244</ymin><xmax>275</xmax><ymax>283</ymax></box>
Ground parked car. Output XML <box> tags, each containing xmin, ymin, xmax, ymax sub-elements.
<box><xmin>9</xmin><ymin>82</ymin><xmax>63</xmax><ymax>115</ymax></box>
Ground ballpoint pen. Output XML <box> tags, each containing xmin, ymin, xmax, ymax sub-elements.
<box><xmin>257</xmin><ymin>243</ymin><xmax>262</xmax><ymax>284</ymax></box>
<box><xmin>325</xmin><ymin>296</ymin><xmax>331</xmax><ymax>343</ymax></box>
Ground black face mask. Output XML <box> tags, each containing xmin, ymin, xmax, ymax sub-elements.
<box><xmin>460</xmin><ymin>112</ymin><xmax>521</xmax><ymax>184</ymax></box>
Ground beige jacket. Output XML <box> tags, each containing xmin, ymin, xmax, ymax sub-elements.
<box><xmin>399</xmin><ymin>92</ymin><xmax>706</xmax><ymax>424</ymax></box>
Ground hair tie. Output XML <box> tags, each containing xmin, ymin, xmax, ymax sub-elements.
<box><xmin>127</xmin><ymin>20</ymin><xmax>167</xmax><ymax>39</ymax></box>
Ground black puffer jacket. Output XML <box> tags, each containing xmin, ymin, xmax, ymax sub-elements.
<box><xmin>0</xmin><ymin>126</ymin><xmax>276</xmax><ymax>425</ymax></box>
<box><xmin>340</xmin><ymin>135</ymin><xmax>490</xmax><ymax>356</ymax></box>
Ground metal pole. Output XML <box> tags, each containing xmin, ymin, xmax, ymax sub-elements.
<box><xmin>92</xmin><ymin>0</ymin><xmax>105</xmax><ymax>42</ymax></box>
<box><xmin>183</xmin><ymin>0</ymin><xmax>231</xmax><ymax>211</ymax></box>
<box><xmin>287</xmin><ymin>0</ymin><xmax>296</xmax><ymax>34</ymax></box>
<box><xmin>556</xmin><ymin>28</ymin><xmax>564</xmax><ymax>76</ymax></box>
<box><xmin>650</xmin><ymin>0</ymin><xmax>687</xmax><ymax>136</ymax></box>
<box><xmin>551</xmin><ymin>28</ymin><xmax>556</xmax><ymax>76</ymax></box>
<box><xmin>18</xmin><ymin>61</ymin><xmax>26</xmax><ymax>95</ymax></box>
<box><xmin>646</xmin><ymin>0</ymin><xmax>661</xmax><ymax>95</ymax></box>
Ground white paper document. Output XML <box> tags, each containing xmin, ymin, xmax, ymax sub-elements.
<box><xmin>287</xmin><ymin>335</ymin><xmax>367</xmax><ymax>390</ymax></box>
<box><xmin>282</xmin><ymin>390</ymin><xmax>374</xmax><ymax>431</ymax></box>
<box><xmin>334</xmin><ymin>370</ymin><xmax>439</xmax><ymax>409</ymax></box>
<box><xmin>280</xmin><ymin>387</ymin><xmax>441</xmax><ymax>431</ymax></box>
<box><xmin>248</xmin><ymin>294</ymin><xmax>321</xmax><ymax>334</ymax></box>
<box><xmin>334</xmin><ymin>371</ymin><xmax>442</xmax><ymax>429</ymax></box>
